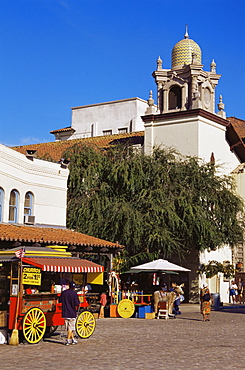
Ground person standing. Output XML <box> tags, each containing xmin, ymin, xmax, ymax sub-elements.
<box><xmin>59</xmin><ymin>281</ymin><xmax>80</xmax><ymax>345</ymax></box>
<box><xmin>237</xmin><ymin>278</ymin><xmax>244</xmax><ymax>304</ymax></box>
<box><xmin>229</xmin><ymin>280</ymin><xmax>238</xmax><ymax>304</ymax></box>
<box><xmin>200</xmin><ymin>283</ymin><xmax>211</xmax><ymax>322</ymax></box>
<box><xmin>99</xmin><ymin>292</ymin><xmax>107</xmax><ymax>318</ymax></box>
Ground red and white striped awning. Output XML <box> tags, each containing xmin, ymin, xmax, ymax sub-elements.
<box><xmin>22</xmin><ymin>256</ymin><xmax>104</xmax><ymax>273</ymax></box>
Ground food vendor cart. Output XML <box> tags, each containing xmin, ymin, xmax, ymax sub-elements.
<box><xmin>0</xmin><ymin>246</ymin><xmax>104</xmax><ymax>344</ymax></box>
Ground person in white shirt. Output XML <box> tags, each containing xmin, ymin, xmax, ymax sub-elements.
<box><xmin>229</xmin><ymin>280</ymin><xmax>238</xmax><ymax>304</ymax></box>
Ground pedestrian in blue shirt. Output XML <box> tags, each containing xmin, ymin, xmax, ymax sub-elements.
<box><xmin>59</xmin><ymin>281</ymin><xmax>80</xmax><ymax>345</ymax></box>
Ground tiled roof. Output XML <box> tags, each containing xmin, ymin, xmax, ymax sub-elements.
<box><xmin>11</xmin><ymin>132</ymin><xmax>144</xmax><ymax>162</ymax></box>
<box><xmin>0</xmin><ymin>223</ymin><xmax>123</xmax><ymax>249</ymax></box>
<box><xmin>11</xmin><ymin>115</ymin><xmax>245</xmax><ymax>164</ymax></box>
<box><xmin>50</xmin><ymin>126</ymin><xmax>75</xmax><ymax>134</ymax></box>
<box><xmin>227</xmin><ymin>117</ymin><xmax>245</xmax><ymax>140</ymax></box>
<box><xmin>226</xmin><ymin>117</ymin><xmax>245</xmax><ymax>163</ymax></box>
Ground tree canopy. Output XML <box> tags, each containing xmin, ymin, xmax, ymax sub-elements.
<box><xmin>65</xmin><ymin>143</ymin><xmax>244</xmax><ymax>269</ymax></box>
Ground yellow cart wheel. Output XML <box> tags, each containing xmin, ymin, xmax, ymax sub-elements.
<box><xmin>23</xmin><ymin>307</ymin><xmax>46</xmax><ymax>344</ymax></box>
<box><xmin>117</xmin><ymin>299</ymin><xmax>135</xmax><ymax>318</ymax></box>
<box><xmin>76</xmin><ymin>310</ymin><xmax>96</xmax><ymax>339</ymax></box>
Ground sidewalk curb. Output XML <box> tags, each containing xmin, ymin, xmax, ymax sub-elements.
<box><xmin>215</xmin><ymin>304</ymin><xmax>245</xmax><ymax>310</ymax></box>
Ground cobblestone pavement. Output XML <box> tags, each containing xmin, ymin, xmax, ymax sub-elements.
<box><xmin>1</xmin><ymin>304</ymin><xmax>245</xmax><ymax>370</ymax></box>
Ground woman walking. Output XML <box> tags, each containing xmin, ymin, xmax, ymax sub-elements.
<box><xmin>200</xmin><ymin>283</ymin><xmax>211</xmax><ymax>321</ymax></box>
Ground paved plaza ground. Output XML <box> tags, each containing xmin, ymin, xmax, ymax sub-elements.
<box><xmin>0</xmin><ymin>304</ymin><xmax>245</xmax><ymax>370</ymax></box>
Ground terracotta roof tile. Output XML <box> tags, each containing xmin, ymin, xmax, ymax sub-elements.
<box><xmin>0</xmin><ymin>223</ymin><xmax>123</xmax><ymax>249</ymax></box>
<box><xmin>226</xmin><ymin>116</ymin><xmax>245</xmax><ymax>163</ymax></box>
<box><xmin>227</xmin><ymin>117</ymin><xmax>245</xmax><ymax>140</ymax></box>
<box><xmin>50</xmin><ymin>127</ymin><xmax>75</xmax><ymax>134</ymax></box>
<box><xmin>11</xmin><ymin>132</ymin><xmax>144</xmax><ymax>162</ymax></box>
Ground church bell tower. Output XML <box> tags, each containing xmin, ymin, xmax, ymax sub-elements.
<box><xmin>152</xmin><ymin>27</ymin><xmax>221</xmax><ymax>115</ymax></box>
<box><xmin>143</xmin><ymin>27</ymin><xmax>238</xmax><ymax>174</ymax></box>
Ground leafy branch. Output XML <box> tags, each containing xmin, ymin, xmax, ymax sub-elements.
<box><xmin>197</xmin><ymin>260</ymin><xmax>235</xmax><ymax>279</ymax></box>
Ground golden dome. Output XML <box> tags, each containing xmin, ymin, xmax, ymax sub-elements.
<box><xmin>172</xmin><ymin>34</ymin><xmax>202</xmax><ymax>68</ymax></box>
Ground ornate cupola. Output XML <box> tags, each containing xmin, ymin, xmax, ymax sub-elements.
<box><xmin>152</xmin><ymin>26</ymin><xmax>222</xmax><ymax>115</ymax></box>
<box><xmin>172</xmin><ymin>27</ymin><xmax>202</xmax><ymax>69</ymax></box>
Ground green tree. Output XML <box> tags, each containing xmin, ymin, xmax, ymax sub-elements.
<box><xmin>65</xmin><ymin>144</ymin><xmax>244</xmax><ymax>270</ymax></box>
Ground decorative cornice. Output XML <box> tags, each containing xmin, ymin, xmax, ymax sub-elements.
<box><xmin>142</xmin><ymin>108</ymin><xmax>228</xmax><ymax>128</ymax></box>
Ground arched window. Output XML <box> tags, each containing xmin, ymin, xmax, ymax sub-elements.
<box><xmin>169</xmin><ymin>86</ymin><xmax>182</xmax><ymax>110</ymax></box>
<box><xmin>0</xmin><ymin>188</ymin><xmax>4</xmax><ymax>222</ymax></box>
<box><xmin>24</xmin><ymin>192</ymin><xmax>34</xmax><ymax>216</ymax></box>
<box><xmin>9</xmin><ymin>189</ymin><xmax>19</xmax><ymax>223</ymax></box>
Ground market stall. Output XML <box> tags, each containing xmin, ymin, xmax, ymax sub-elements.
<box><xmin>108</xmin><ymin>259</ymin><xmax>191</xmax><ymax>319</ymax></box>
<box><xmin>0</xmin><ymin>246</ymin><xmax>104</xmax><ymax>344</ymax></box>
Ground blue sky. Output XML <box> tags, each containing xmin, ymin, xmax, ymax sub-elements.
<box><xmin>1</xmin><ymin>0</ymin><xmax>245</xmax><ymax>146</ymax></box>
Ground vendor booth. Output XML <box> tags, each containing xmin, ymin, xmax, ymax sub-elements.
<box><xmin>109</xmin><ymin>259</ymin><xmax>190</xmax><ymax>319</ymax></box>
<box><xmin>0</xmin><ymin>246</ymin><xmax>104</xmax><ymax>344</ymax></box>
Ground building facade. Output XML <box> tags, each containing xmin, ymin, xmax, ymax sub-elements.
<box><xmin>51</xmin><ymin>97</ymin><xmax>148</xmax><ymax>141</ymax></box>
<box><xmin>0</xmin><ymin>144</ymin><xmax>69</xmax><ymax>227</ymax></box>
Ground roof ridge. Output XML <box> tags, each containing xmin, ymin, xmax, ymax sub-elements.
<box><xmin>228</xmin><ymin>116</ymin><xmax>245</xmax><ymax>124</ymax></box>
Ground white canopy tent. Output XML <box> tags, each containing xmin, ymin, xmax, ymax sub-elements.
<box><xmin>131</xmin><ymin>259</ymin><xmax>191</xmax><ymax>272</ymax></box>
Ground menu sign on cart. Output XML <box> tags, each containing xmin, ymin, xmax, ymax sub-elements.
<box><xmin>22</xmin><ymin>267</ymin><xmax>42</xmax><ymax>286</ymax></box>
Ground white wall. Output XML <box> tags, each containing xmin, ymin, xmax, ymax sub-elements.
<box><xmin>144</xmin><ymin>115</ymin><xmax>199</xmax><ymax>156</ymax></box>
<box><xmin>0</xmin><ymin>144</ymin><xmax>69</xmax><ymax>227</ymax></box>
<box><xmin>198</xmin><ymin>117</ymin><xmax>239</xmax><ymax>174</ymax></box>
<box><xmin>144</xmin><ymin>113</ymin><xmax>239</xmax><ymax>174</ymax></box>
<box><xmin>199</xmin><ymin>246</ymin><xmax>232</xmax><ymax>303</ymax></box>
<box><xmin>70</xmin><ymin>98</ymin><xmax>147</xmax><ymax>139</ymax></box>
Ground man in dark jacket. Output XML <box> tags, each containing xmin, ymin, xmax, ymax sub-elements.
<box><xmin>59</xmin><ymin>281</ymin><xmax>80</xmax><ymax>345</ymax></box>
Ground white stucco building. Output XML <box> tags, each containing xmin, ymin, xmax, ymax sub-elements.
<box><xmin>0</xmin><ymin>144</ymin><xmax>69</xmax><ymax>227</ymax></box>
<box><xmin>144</xmin><ymin>109</ymin><xmax>239</xmax><ymax>174</ymax></box>
<box><xmin>51</xmin><ymin>97</ymin><xmax>148</xmax><ymax>141</ymax></box>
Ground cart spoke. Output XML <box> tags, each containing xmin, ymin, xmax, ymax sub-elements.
<box><xmin>23</xmin><ymin>307</ymin><xmax>46</xmax><ymax>344</ymax></box>
<box><xmin>24</xmin><ymin>327</ymin><xmax>33</xmax><ymax>338</ymax></box>
<box><xmin>76</xmin><ymin>311</ymin><xmax>96</xmax><ymax>339</ymax></box>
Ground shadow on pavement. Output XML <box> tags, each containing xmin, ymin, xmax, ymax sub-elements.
<box><xmin>43</xmin><ymin>338</ymin><xmax>65</xmax><ymax>345</ymax></box>
<box><xmin>216</xmin><ymin>308</ymin><xmax>245</xmax><ymax>314</ymax></box>
<box><xmin>178</xmin><ymin>317</ymin><xmax>202</xmax><ymax>321</ymax></box>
